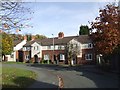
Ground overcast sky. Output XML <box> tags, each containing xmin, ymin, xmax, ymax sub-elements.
<box><xmin>18</xmin><ymin>0</ymin><xmax>118</xmax><ymax>38</ymax></box>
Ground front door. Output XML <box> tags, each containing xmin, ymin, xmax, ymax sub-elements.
<box><xmin>34</xmin><ymin>55</ymin><xmax>38</xmax><ymax>63</ymax></box>
<box><xmin>72</xmin><ymin>55</ymin><xmax>77</xmax><ymax>65</ymax></box>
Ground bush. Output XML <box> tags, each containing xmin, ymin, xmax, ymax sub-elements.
<box><xmin>40</xmin><ymin>60</ymin><xmax>52</xmax><ymax>64</ymax></box>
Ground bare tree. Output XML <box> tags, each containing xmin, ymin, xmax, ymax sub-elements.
<box><xmin>0</xmin><ymin>0</ymin><xmax>33</xmax><ymax>33</ymax></box>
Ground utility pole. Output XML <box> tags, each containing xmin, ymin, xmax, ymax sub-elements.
<box><xmin>52</xmin><ymin>34</ymin><xmax>54</xmax><ymax>64</ymax></box>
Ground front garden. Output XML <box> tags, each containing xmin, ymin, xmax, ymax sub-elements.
<box><xmin>2</xmin><ymin>67</ymin><xmax>36</xmax><ymax>88</ymax></box>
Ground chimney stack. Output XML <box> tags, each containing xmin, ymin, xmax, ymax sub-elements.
<box><xmin>24</xmin><ymin>35</ymin><xmax>27</xmax><ymax>40</ymax></box>
<box><xmin>0</xmin><ymin>30</ymin><xmax>3</xmax><ymax>33</ymax></box>
<box><xmin>58</xmin><ymin>32</ymin><xmax>64</xmax><ymax>39</ymax></box>
<box><xmin>31</xmin><ymin>35</ymin><xmax>35</xmax><ymax>41</ymax></box>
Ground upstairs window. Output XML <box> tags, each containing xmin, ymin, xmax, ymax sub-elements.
<box><xmin>23</xmin><ymin>47</ymin><xmax>26</xmax><ymax>51</ymax></box>
<box><xmin>58</xmin><ymin>45</ymin><xmax>65</xmax><ymax>50</ymax></box>
<box><xmin>34</xmin><ymin>47</ymin><xmax>36</xmax><ymax>50</ymax></box>
<box><xmin>85</xmin><ymin>54</ymin><xmax>92</xmax><ymax>60</ymax></box>
<box><xmin>58</xmin><ymin>45</ymin><xmax>61</xmax><ymax>50</ymax></box>
<box><xmin>37</xmin><ymin>46</ymin><xmax>39</xmax><ymax>50</ymax></box>
<box><xmin>88</xmin><ymin>43</ymin><xmax>93</xmax><ymax>48</ymax></box>
<box><xmin>47</xmin><ymin>46</ymin><xmax>51</xmax><ymax>50</ymax></box>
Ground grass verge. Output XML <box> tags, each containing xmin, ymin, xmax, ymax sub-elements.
<box><xmin>2</xmin><ymin>67</ymin><xmax>36</xmax><ymax>88</ymax></box>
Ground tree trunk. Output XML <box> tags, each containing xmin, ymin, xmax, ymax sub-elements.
<box><xmin>68</xmin><ymin>59</ymin><xmax>72</xmax><ymax>66</ymax></box>
<box><xmin>2</xmin><ymin>54</ymin><xmax>4</xmax><ymax>61</ymax></box>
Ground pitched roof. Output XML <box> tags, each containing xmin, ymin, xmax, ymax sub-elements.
<box><xmin>24</xmin><ymin>40</ymin><xmax>36</xmax><ymax>47</ymax></box>
<box><xmin>24</xmin><ymin>35</ymin><xmax>92</xmax><ymax>46</ymax></box>
<box><xmin>76</xmin><ymin>35</ymin><xmax>92</xmax><ymax>43</ymax></box>
<box><xmin>35</xmin><ymin>36</ymin><xmax>76</xmax><ymax>46</ymax></box>
<box><xmin>13</xmin><ymin>40</ymin><xmax>22</xmax><ymax>46</ymax></box>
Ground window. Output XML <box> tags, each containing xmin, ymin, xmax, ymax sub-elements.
<box><xmin>88</xmin><ymin>43</ymin><xmax>93</xmax><ymax>48</ymax></box>
<box><xmin>82</xmin><ymin>44</ymin><xmax>88</xmax><ymax>49</ymax></box>
<box><xmin>37</xmin><ymin>46</ymin><xmax>39</xmax><ymax>50</ymax></box>
<box><xmin>23</xmin><ymin>47</ymin><xmax>26</xmax><ymax>51</ymax></box>
<box><xmin>82</xmin><ymin>43</ymin><xmax>93</xmax><ymax>49</ymax></box>
<box><xmin>85</xmin><ymin>54</ymin><xmax>92</xmax><ymax>60</ymax></box>
<box><xmin>60</xmin><ymin>54</ymin><xmax>65</xmax><ymax>60</ymax></box>
<box><xmin>44</xmin><ymin>54</ymin><xmax>49</xmax><ymax>60</ymax></box>
<box><xmin>11</xmin><ymin>54</ymin><xmax>14</xmax><ymax>58</ymax></box>
<box><xmin>26</xmin><ymin>47</ymin><xmax>30</xmax><ymax>51</ymax></box>
<box><xmin>58</xmin><ymin>45</ymin><xmax>61</xmax><ymax>50</ymax></box>
<box><xmin>61</xmin><ymin>46</ymin><xmax>65</xmax><ymax>50</ymax></box>
<box><xmin>55</xmin><ymin>45</ymin><xmax>58</xmax><ymax>50</ymax></box>
<box><xmin>34</xmin><ymin>47</ymin><xmax>36</xmax><ymax>50</ymax></box>
<box><xmin>25</xmin><ymin>55</ymin><xmax>29</xmax><ymax>60</ymax></box>
<box><xmin>47</xmin><ymin>46</ymin><xmax>51</xmax><ymax>50</ymax></box>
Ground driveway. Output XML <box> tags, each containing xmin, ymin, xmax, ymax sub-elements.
<box><xmin>2</xmin><ymin>63</ymin><xmax>119</xmax><ymax>88</ymax></box>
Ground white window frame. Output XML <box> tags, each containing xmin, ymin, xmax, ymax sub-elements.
<box><xmin>61</xmin><ymin>45</ymin><xmax>65</xmax><ymax>50</ymax></box>
<box><xmin>60</xmin><ymin>54</ymin><xmax>65</xmax><ymax>60</ymax></box>
<box><xmin>25</xmin><ymin>55</ymin><xmax>29</xmax><ymax>60</ymax></box>
<box><xmin>11</xmin><ymin>53</ymin><xmax>14</xmax><ymax>58</ymax></box>
<box><xmin>55</xmin><ymin>45</ymin><xmax>58</xmax><ymax>50</ymax></box>
<box><xmin>26</xmin><ymin>47</ymin><xmax>30</xmax><ymax>51</ymax></box>
<box><xmin>47</xmin><ymin>46</ymin><xmax>51</xmax><ymax>50</ymax></box>
<box><xmin>44</xmin><ymin>54</ymin><xmax>49</xmax><ymax>60</ymax></box>
<box><xmin>85</xmin><ymin>54</ymin><xmax>92</xmax><ymax>60</ymax></box>
<box><xmin>34</xmin><ymin>47</ymin><xmax>36</xmax><ymax>50</ymax></box>
<box><xmin>36</xmin><ymin>46</ymin><xmax>39</xmax><ymax>50</ymax></box>
<box><xmin>88</xmin><ymin>43</ymin><xmax>93</xmax><ymax>48</ymax></box>
<box><xmin>23</xmin><ymin>47</ymin><xmax>26</xmax><ymax>51</ymax></box>
<box><xmin>58</xmin><ymin>45</ymin><xmax>61</xmax><ymax>50</ymax></box>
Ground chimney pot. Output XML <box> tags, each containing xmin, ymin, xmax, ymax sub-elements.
<box><xmin>58</xmin><ymin>32</ymin><xmax>64</xmax><ymax>39</ymax></box>
<box><xmin>24</xmin><ymin>35</ymin><xmax>27</xmax><ymax>40</ymax></box>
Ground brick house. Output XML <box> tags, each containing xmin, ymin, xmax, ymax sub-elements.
<box><xmin>5</xmin><ymin>36</ymin><xmax>27</xmax><ymax>62</ymax></box>
<box><xmin>20</xmin><ymin>41</ymin><xmax>42</xmax><ymax>63</ymax></box>
<box><xmin>21</xmin><ymin>32</ymin><xmax>96</xmax><ymax>65</ymax></box>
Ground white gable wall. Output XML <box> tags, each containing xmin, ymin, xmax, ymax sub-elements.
<box><xmin>68</xmin><ymin>39</ymin><xmax>82</xmax><ymax>57</ymax></box>
<box><xmin>31</xmin><ymin>42</ymin><xmax>42</xmax><ymax>58</ymax></box>
<box><xmin>11</xmin><ymin>40</ymin><xmax>27</xmax><ymax>62</ymax></box>
<box><xmin>14</xmin><ymin>40</ymin><xmax>27</xmax><ymax>51</ymax></box>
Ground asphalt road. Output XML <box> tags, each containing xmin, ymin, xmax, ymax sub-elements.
<box><xmin>2</xmin><ymin>63</ymin><xmax>119</xmax><ymax>88</ymax></box>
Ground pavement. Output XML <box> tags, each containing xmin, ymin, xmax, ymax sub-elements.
<box><xmin>2</xmin><ymin>63</ymin><xmax>119</xmax><ymax>88</ymax></box>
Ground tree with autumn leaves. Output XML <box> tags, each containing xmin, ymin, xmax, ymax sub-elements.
<box><xmin>90</xmin><ymin>3</ymin><xmax>120</xmax><ymax>70</ymax></box>
<box><xmin>1</xmin><ymin>32</ymin><xmax>13</xmax><ymax>61</ymax></box>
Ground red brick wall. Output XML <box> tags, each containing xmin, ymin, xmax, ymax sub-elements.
<box><xmin>16</xmin><ymin>51</ymin><xmax>18</xmax><ymax>60</ymax></box>
<box><xmin>42</xmin><ymin>49</ymin><xmax>96</xmax><ymax>65</ymax></box>
<box><xmin>77</xmin><ymin>48</ymin><xmax>96</xmax><ymax>64</ymax></box>
<box><xmin>42</xmin><ymin>50</ymin><xmax>65</xmax><ymax>62</ymax></box>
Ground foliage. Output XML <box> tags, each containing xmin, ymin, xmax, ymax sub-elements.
<box><xmin>2</xmin><ymin>67</ymin><xmax>36</xmax><ymax>88</ymax></box>
<box><xmin>35</xmin><ymin>34</ymin><xmax>47</xmax><ymax>40</ymax></box>
<box><xmin>79</xmin><ymin>25</ymin><xmax>90</xmax><ymax>35</ymax></box>
<box><xmin>25</xmin><ymin>34</ymin><xmax>47</xmax><ymax>41</ymax></box>
<box><xmin>0</xmin><ymin>33</ymin><xmax>2</xmax><ymax>60</ymax></box>
<box><xmin>90</xmin><ymin>3</ymin><xmax>120</xmax><ymax>55</ymax></box>
<box><xmin>66</xmin><ymin>40</ymin><xmax>80</xmax><ymax>66</ymax></box>
<box><xmin>0</xmin><ymin>0</ymin><xmax>33</xmax><ymax>33</ymax></box>
<box><xmin>10</xmin><ymin>34</ymin><xmax>47</xmax><ymax>41</ymax></box>
<box><xmin>25</xmin><ymin>34</ymin><xmax>32</xmax><ymax>41</ymax></box>
<box><xmin>2</xmin><ymin>32</ymin><xmax>13</xmax><ymax>55</ymax></box>
<box><xmin>11</xmin><ymin>34</ymin><xmax>23</xmax><ymax>41</ymax></box>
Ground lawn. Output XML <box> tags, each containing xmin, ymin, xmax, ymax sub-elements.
<box><xmin>2</xmin><ymin>67</ymin><xmax>36</xmax><ymax>88</ymax></box>
<box><xmin>2</xmin><ymin>61</ymin><xmax>24</xmax><ymax>64</ymax></box>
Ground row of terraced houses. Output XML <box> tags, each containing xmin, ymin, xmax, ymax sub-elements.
<box><xmin>5</xmin><ymin>32</ymin><xmax>98</xmax><ymax>65</ymax></box>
